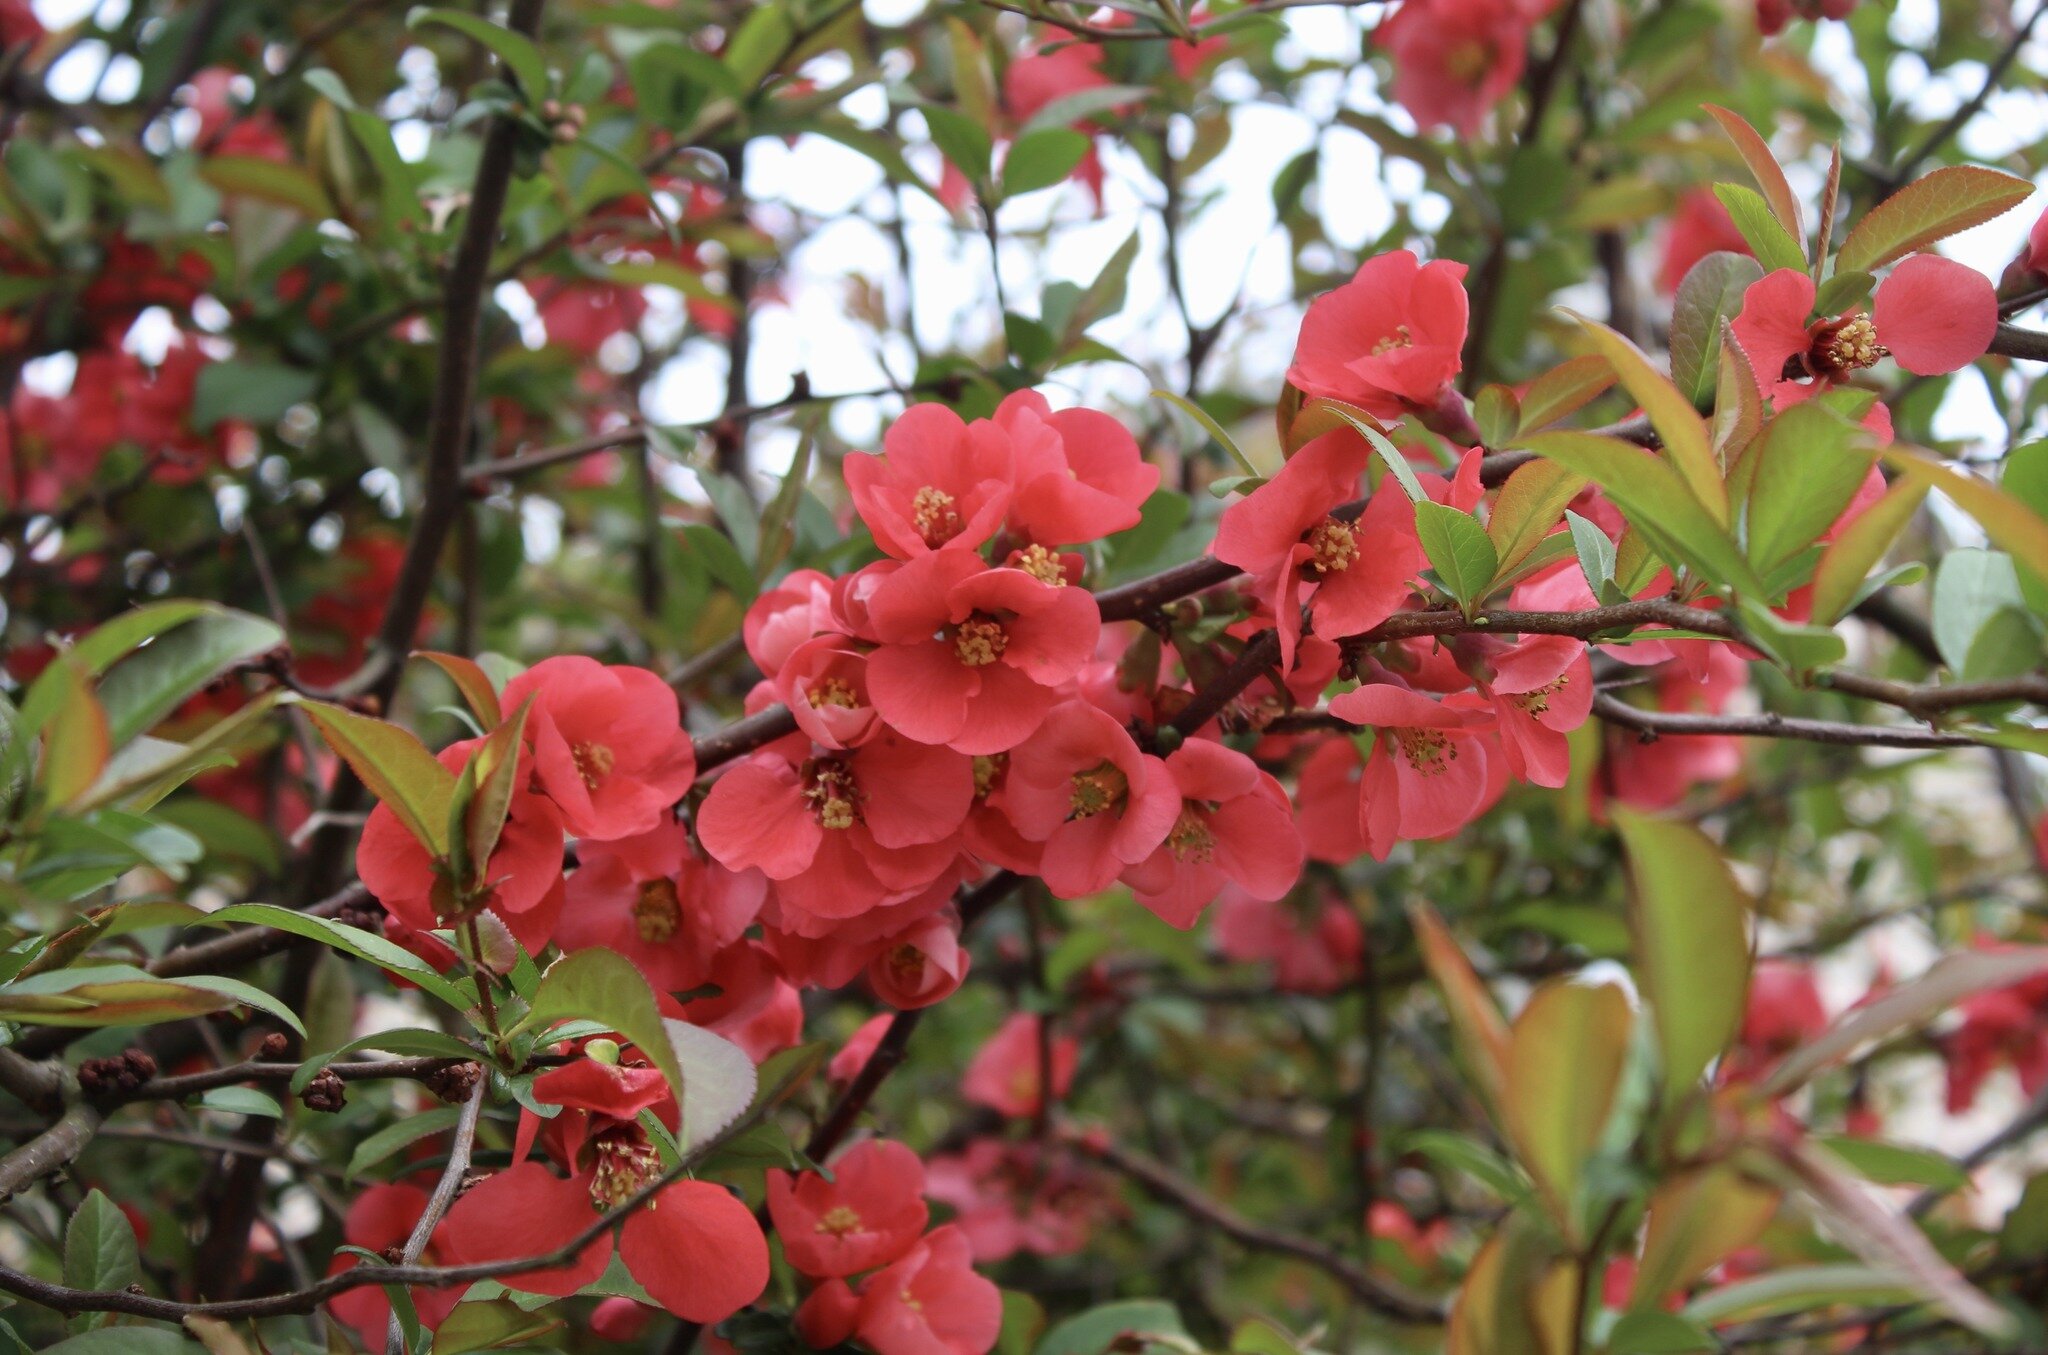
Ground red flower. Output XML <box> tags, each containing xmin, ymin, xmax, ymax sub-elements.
<box><xmin>1731</xmin><ymin>257</ymin><xmax>1996</xmax><ymax>403</ymax></box>
<box><xmin>865</xmin><ymin>554</ymin><xmax>1101</xmax><ymax>754</ymax></box>
<box><xmin>844</xmin><ymin>404</ymin><xmax>1015</xmax><ymax>559</ymax></box>
<box><xmin>355</xmin><ymin>738</ymin><xmax>566</xmax><ymax>943</ymax></box>
<box><xmin>926</xmin><ymin>1138</ymin><xmax>1114</xmax><ymax>1261</ymax></box>
<box><xmin>999</xmin><ymin>700</ymin><xmax>1181</xmax><ymax>899</ymax></box>
<box><xmin>1375</xmin><ymin>0</ymin><xmax>1532</xmax><ymax>137</ymax></box>
<box><xmin>769</xmin><ymin>1139</ymin><xmax>930</xmax><ymax>1278</ymax></box>
<box><xmin>501</xmin><ymin>656</ymin><xmax>698</xmax><ymax>842</ymax></box>
<box><xmin>325</xmin><ymin>1184</ymin><xmax>464</xmax><ymax>1344</ymax></box>
<box><xmin>962</xmin><ymin>1014</ymin><xmax>1077</xmax><ymax>1119</ymax></box>
<box><xmin>1288</xmin><ymin>251</ymin><xmax>1470</xmax><ymax>421</ymax></box>
<box><xmin>866</xmin><ymin>910</ymin><xmax>972</xmax><ymax>1009</ymax></box>
<box><xmin>555</xmin><ymin>822</ymin><xmax>767</xmax><ymax>992</ymax></box>
<box><xmin>439</xmin><ymin>1057</ymin><xmax>769</xmax><ymax>1323</ymax></box>
<box><xmin>1212</xmin><ymin>429</ymin><xmax>1424</xmax><ymax>671</ymax></box>
<box><xmin>697</xmin><ymin>732</ymin><xmax>973</xmax><ymax>918</ymax></box>
<box><xmin>993</xmin><ymin>390</ymin><xmax>1160</xmax><ymax>547</ymax></box>
<box><xmin>799</xmin><ymin>1226</ymin><xmax>1004</xmax><ymax>1355</ymax></box>
<box><xmin>1478</xmin><ymin>635</ymin><xmax>1594</xmax><ymax>788</ymax></box>
<box><xmin>1213</xmin><ymin>886</ymin><xmax>1364</xmax><ymax>994</ymax></box>
<box><xmin>1326</xmin><ymin>684</ymin><xmax>1499</xmax><ymax>859</ymax></box>
<box><xmin>1119</xmin><ymin>740</ymin><xmax>1304</xmax><ymax>929</ymax></box>
<box><xmin>776</xmin><ymin>636</ymin><xmax>882</xmax><ymax>749</ymax></box>
<box><xmin>1659</xmin><ymin>189</ymin><xmax>1752</xmax><ymax>294</ymax></box>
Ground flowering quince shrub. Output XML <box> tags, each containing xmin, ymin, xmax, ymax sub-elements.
<box><xmin>16</xmin><ymin>4</ymin><xmax>2048</xmax><ymax>1355</ymax></box>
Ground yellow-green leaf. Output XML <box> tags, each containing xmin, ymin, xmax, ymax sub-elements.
<box><xmin>36</xmin><ymin>658</ymin><xmax>111</xmax><ymax>811</ymax></box>
<box><xmin>1502</xmin><ymin>979</ymin><xmax>1632</xmax><ymax>1241</ymax></box>
<box><xmin>1520</xmin><ymin>431</ymin><xmax>1763</xmax><ymax>596</ymax></box>
<box><xmin>1835</xmin><ymin>166</ymin><xmax>2034</xmax><ymax>275</ymax></box>
<box><xmin>1809</xmin><ymin>479</ymin><xmax>1929</xmax><ymax>625</ymax></box>
<box><xmin>1703</xmin><ymin>105</ymin><xmax>1803</xmax><ymax>245</ymax></box>
<box><xmin>302</xmin><ymin>701</ymin><xmax>457</xmax><ymax>857</ymax></box>
<box><xmin>1409</xmin><ymin>904</ymin><xmax>1511</xmax><ymax>1115</ymax></box>
<box><xmin>1487</xmin><ymin>459</ymin><xmax>1588</xmax><ymax>579</ymax></box>
<box><xmin>1634</xmin><ymin>1166</ymin><xmax>1782</xmax><ymax>1310</ymax></box>
<box><xmin>1566</xmin><ymin>315</ymin><xmax>1728</xmax><ymax>525</ymax></box>
<box><xmin>1881</xmin><ymin>447</ymin><xmax>2048</xmax><ymax>586</ymax></box>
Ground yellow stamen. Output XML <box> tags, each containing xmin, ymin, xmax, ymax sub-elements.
<box><xmin>954</xmin><ymin>618</ymin><xmax>1008</xmax><ymax>667</ymax></box>
<box><xmin>911</xmin><ymin>485</ymin><xmax>962</xmax><ymax>547</ymax></box>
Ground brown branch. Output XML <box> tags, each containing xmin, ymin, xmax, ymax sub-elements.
<box><xmin>1590</xmin><ymin>693</ymin><xmax>1981</xmax><ymax>750</ymax></box>
<box><xmin>384</xmin><ymin>1076</ymin><xmax>485</xmax><ymax>1354</ymax></box>
<box><xmin>1989</xmin><ymin>322</ymin><xmax>2048</xmax><ymax>363</ymax></box>
<box><xmin>360</xmin><ymin>0</ymin><xmax>548</xmax><ymax>701</ymax></box>
<box><xmin>1076</xmin><ymin>1134</ymin><xmax>1445</xmax><ymax>1325</ymax></box>
<box><xmin>0</xmin><ymin>1101</ymin><xmax>101</xmax><ymax>1202</ymax></box>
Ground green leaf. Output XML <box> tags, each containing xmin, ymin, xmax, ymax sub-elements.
<box><xmin>1614</xmin><ymin>809</ymin><xmax>1752</xmax><ymax>1095</ymax></box>
<box><xmin>721</xmin><ymin>3</ymin><xmax>793</xmax><ymax>88</ymax></box>
<box><xmin>1812</xmin><ymin>268</ymin><xmax>1875</xmax><ymax>317</ymax></box>
<box><xmin>1711</xmin><ymin>183</ymin><xmax>1807</xmax><ymax>274</ymax></box>
<box><xmin>407</xmin><ymin>7</ymin><xmax>548</xmax><ymax>98</ymax></box>
<box><xmin>1487</xmin><ymin>460</ymin><xmax>1586</xmax><ymax>580</ymax></box>
<box><xmin>301</xmin><ymin>702</ymin><xmax>457</xmax><ymax>857</ymax></box>
<box><xmin>1932</xmin><ymin>549</ymin><xmax>2030</xmax><ymax>677</ymax></box>
<box><xmin>1682</xmin><ymin>1265</ymin><xmax>1915</xmax><ymax>1324</ymax></box>
<box><xmin>1567</xmin><ymin>315</ymin><xmax>1728</xmax><ymax>525</ymax></box>
<box><xmin>415</xmin><ymin>652</ymin><xmax>503</xmax><ymax>730</ymax></box>
<box><xmin>1502</xmin><ymin>979</ymin><xmax>1632</xmax><ymax>1242</ymax></box>
<box><xmin>1819</xmin><ymin>1135</ymin><xmax>1969</xmax><ymax>1191</ymax></box>
<box><xmin>197</xmin><ymin>905</ymin><xmax>468</xmax><ymax>1008</ymax></box>
<box><xmin>1414</xmin><ymin>501</ymin><xmax>1498</xmax><ymax>611</ymax></box>
<box><xmin>196</xmin><ymin>1086</ymin><xmax>284</xmax><ymax>1118</ymax></box>
<box><xmin>1513</xmin><ymin>355</ymin><xmax>1614</xmax><ymax>435</ymax></box>
<box><xmin>1567</xmin><ymin>510</ymin><xmax>1619</xmax><ymax>599</ymax></box>
<box><xmin>1809</xmin><ymin>478</ymin><xmax>1928</xmax><ymax>625</ymax></box>
<box><xmin>1002</xmin><ymin>128</ymin><xmax>1089</xmax><ymax>197</ymax></box>
<box><xmin>1633</xmin><ymin>1165</ymin><xmax>1780</xmax><ymax>1309</ymax></box>
<box><xmin>347</xmin><ymin>1105</ymin><xmax>464</xmax><ymax>1181</ymax></box>
<box><xmin>1520</xmin><ymin>431</ymin><xmax>1764</xmax><ymax>596</ymax></box>
<box><xmin>0</xmin><ymin>965</ymin><xmax>304</xmax><ymax>1034</ymax></box>
<box><xmin>519</xmin><ymin>949</ymin><xmax>685</xmax><ymax>1108</ymax></box>
<box><xmin>1608</xmin><ymin>1312</ymin><xmax>1716</xmax><ymax>1353</ymax></box>
<box><xmin>1744</xmin><ymin>401</ymin><xmax>1878</xmax><ymax>581</ymax></box>
<box><xmin>1153</xmin><ymin>389</ymin><xmax>1257</xmax><ymax>478</ymax></box>
<box><xmin>1702</xmin><ymin>105</ymin><xmax>1804</xmax><ymax>244</ymax></box>
<box><xmin>1035</xmin><ymin>1301</ymin><xmax>1188</xmax><ymax>1355</ymax></box>
<box><xmin>924</xmin><ymin>105</ymin><xmax>993</xmax><ymax>182</ymax></box>
<box><xmin>63</xmin><ymin>1190</ymin><xmax>141</xmax><ymax>1296</ymax></box>
<box><xmin>35</xmin><ymin>658</ymin><xmax>110</xmax><ymax>811</ymax></box>
<box><xmin>199</xmin><ymin>156</ymin><xmax>334</xmax><ymax>217</ymax></box>
<box><xmin>665</xmin><ymin>1017</ymin><xmax>757</xmax><ymax>1150</ymax></box>
<box><xmin>431</xmin><ymin>1299</ymin><xmax>565</xmax><ymax>1354</ymax></box>
<box><xmin>454</xmin><ymin>695</ymin><xmax>536</xmax><ymax>896</ymax></box>
<box><xmin>1835</xmin><ymin>165</ymin><xmax>2034</xmax><ymax>274</ymax></box>
<box><xmin>1884</xmin><ymin>447</ymin><xmax>2048</xmax><ymax>596</ymax></box>
<box><xmin>190</xmin><ymin>360</ymin><xmax>319</xmax><ymax>430</ymax></box>
<box><xmin>1398</xmin><ymin>1129</ymin><xmax>1530</xmax><ymax>1202</ymax></box>
<box><xmin>95</xmin><ymin>607</ymin><xmax>283</xmax><ymax>747</ymax></box>
<box><xmin>1669</xmin><ymin>252</ymin><xmax>1762</xmax><ymax>408</ymax></box>
<box><xmin>1320</xmin><ymin>404</ymin><xmax>1425</xmax><ymax>503</ymax></box>
<box><xmin>1474</xmin><ymin>384</ymin><xmax>1520</xmax><ymax>447</ymax></box>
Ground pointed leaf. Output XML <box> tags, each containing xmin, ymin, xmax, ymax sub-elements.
<box><xmin>1502</xmin><ymin>979</ymin><xmax>1632</xmax><ymax>1241</ymax></box>
<box><xmin>1810</xmin><ymin>479</ymin><xmax>1929</xmax><ymax>625</ymax></box>
<box><xmin>1567</xmin><ymin>316</ymin><xmax>1727</xmax><ymax>525</ymax></box>
<box><xmin>1703</xmin><ymin>105</ymin><xmax>1804</xmax><ymax>244</ymax></box>
<box><xmin>301</xmin><ymin>701</ymin><xmax>457</xmax><ymax>857</ymax></box>
<box><xmin>1835</xmin><ymin>165</ymin><xmax>2033</xmax><ymax>274</ymax></box>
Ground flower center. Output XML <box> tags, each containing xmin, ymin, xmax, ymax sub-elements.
<box><xmin>633</xmin><ymin>878</ymin><xmax>682</xmax><ymax>943</ymax></box>
<box><xmin>1807</xmin><ymin>315</ymin><xmax>1888</xmax><ymax>378</ymax></box>
<box><xmin>1510</xmin><ymin>673</ymin><xmax>1570</xmax><ymax>719</ymax></box>
<box><xmin>1068</xmin><ymin>760</ymin><xmax>1129</xmax><ymax>818</ymax></box>
<box><xmin>1395</xmin><ymin>727</ymin><xmax>1456</xmax><ymax>775</ymax></box>
<box><xmin>911</xmin><ymin>485</ymin><xmax>962</xmax><ymax>547</ymax></box>
<box><xmin>1305</xmin><ymin>517</ymin><xmax>1357</xmax><ymax>574</ymax></box>
<box><xmin>1443</xmin><ymin>40</ymin><xmax>1490</xmax><ymax>86</ymax></box>
<box><xmin>884</xmin><ymin>942</ymin><xmax>927</xmax><ymax>990</ymax></box>
<box><xmin>572</xmin><ymin>740</ymin><xmax>615</xmax><ymax>789</ymax></box>
<box><xmin>1014</xmin><ymin>543</ymin><xmax>1067</xmax><ymax>586</ymax></box>
<box><xmin>972</xmin><ymin>753</ymin><xmax>1004</xmax><ymax>800</ymax></box>
<box><xmin>803</xmin><ymin>759</ymin><xmax>861</xmax><ymax>830</ymax></box>
<box><xmin>1371</xmin><ymin>323</ymin><xmax>1415</xmax><ymax>356</ymax></box>
<box><xmin>588</xmin><ymin>1124</ymin><xmax>662</xmax><ymax>1211</ymax></box>
<box><xmin>954</xmin><ymin>617</ymin><xmax>1009</xmax><ymax>667</ymax></box>
<box><xmin>806</xmin><ymin>676</ymin><xmax>859</xmax><ymax>709</ymax></box>
<box><xmin>1166</xmin><ymin>808</ymin><xmax>1215</xmax><ymax>863</ymax></box>
<box><xmin>816</xmin><ymin>1204</ymin><xmax>866</xmax><ymax>1236</ymax></box>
